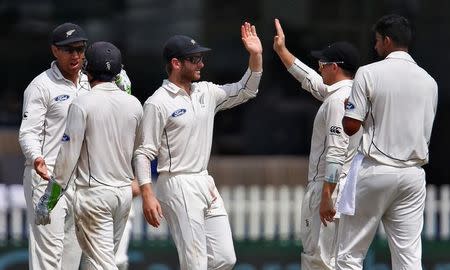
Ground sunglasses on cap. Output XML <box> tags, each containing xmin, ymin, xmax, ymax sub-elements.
<box><xmin>57</xmin><ymin>45</ymin><xmax>86</xmax><ymax>54</ymax></box>
<box><xmin>181</xmin><ymin>55</ymin><xmax>203</xmax><ymax>64</ymax></box>
<box><xmin>318</xmin><ymin>60</ymin><xmax>344</xmax><ymax>69</ymax></box>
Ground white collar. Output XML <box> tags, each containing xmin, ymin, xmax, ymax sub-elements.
<box><xmin>385</xmin><ymin>51</ymin><xmax>416</xmax><ymax>64</ymax></box>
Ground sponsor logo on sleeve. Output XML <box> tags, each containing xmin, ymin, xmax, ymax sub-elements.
<box><xmin>54</xmin><ymin>94</ymin><xmax>70</xmax><ymax>102</ymax></box>
<box><xmin>345</xmin><ymin>102</ymin><xmax>355</xmax><ymax>110</ymax></box>
<box><xmin>62</xmin><ymin>133</ymin><xmax>70</xmax><ymax>142</ymax></box>
<box><xmin>330</xmin><ymin>126</ymin><xmax>342</xmax><ymax>135</ymax></box>
<box><xmin>171</xmin><ymin>109</ymin><xmax>187</xmax><ymax>117</ymax></box>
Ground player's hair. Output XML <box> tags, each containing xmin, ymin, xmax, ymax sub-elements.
<box><xmin>340</xmin><ymin>67</ymin><xmax>355</xmax><ymax>79</ymax></box>
<box><xmin>373</xmin><ymin>14</ymin><xmax>412</xmax><ymax>48</ymax></box>
<box><xmin>165</xmin><ymin>63</ymin><xmax>173</xmax><ymax>76</ymax></box>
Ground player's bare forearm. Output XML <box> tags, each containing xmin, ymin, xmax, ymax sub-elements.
<box><xmin>140</xmin><ymin>183</ymin><xmax>163</xmax><ymax>227</ymax></box>
<box><xmin>319</xmin><ymin>181</ymin><xmax>337</xmax><ymax>226</ymax></box>
<box><xmin>241</xmin><ymin>22</ymin><xmax>263</xmax><ymax>72</ymax></box>
<box><xmin>248</xmin><ymin>52</ymin><xmax>263</xmax><ymax>72</ymax></box>
<box><xmin>273</xmin><ymin>18</ymin><xmax>295</xmax><ymax>68</ymax></box>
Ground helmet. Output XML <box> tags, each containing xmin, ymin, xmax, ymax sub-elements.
<box><xmin>84</xmin><ymin>41</ymin><xmax>122</xmax><ymax>82</ymax></box>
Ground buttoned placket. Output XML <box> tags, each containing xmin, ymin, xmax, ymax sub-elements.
<box><xmin>64</xmin><ymin>78</ymin><xmax>84</xmax><ymax>97</ymax></box>
<box><xmin>185</xmin><ymin>89</ymin><xmax>198</xmax><ymax>116</ymax></box>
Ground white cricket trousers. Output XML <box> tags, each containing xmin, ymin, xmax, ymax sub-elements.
<box><xmin>300</xmin><ymin>180</ymin><xmax>339</xmax><ymax>269</ymax></box>
<box><xmin>336</xmin><ymin>158</ymin><xmax>425</xmax><ymax>270</ymax></box>
<box><xmin>23</xmin><ymin>165</ymin><xmax>82</xmax><ymax>270</ymax></box>
<box><xmin>74</xmin><ymin>185</ymin><xmax>132</xmax><ymax>270</ymax></box>
<box><xmin>115</xmin><ymin>200</ymin><xmax>136</xmax><ymax>270</ymax></box>
<box><xmin>156</xmin><ymin>171</ymin><xmax>236</xmax><ymax>270</ymax></box>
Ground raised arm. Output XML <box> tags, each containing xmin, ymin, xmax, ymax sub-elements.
<box><xmin>273</xmin><ymin>18</ymin><xmax>295</xmax><ymax>68</ymax></box>
<box><xmin>212</xmin><ymin>22</ymin><xmax>263</xmax><ymax>112</ymax></box>
<box><xmin>241</xmin><ymin>22</ymin><xmax>263</xmax><ymax>72</ymax></box>
<box><xmin>273</xmin><ymin>18</ymin><xmax>330</xmax><ymax>101</ymax></box>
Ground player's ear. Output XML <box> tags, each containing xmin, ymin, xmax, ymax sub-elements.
<box><xmin>383</xmin><ymin>36</ymin><xmax>392</xmax><ymax>47</ymax></box>
<box><xmin>332</xmin><ymin>63</ymin><xmax>339</xmax><ymax>72</ymax></box>
<box><xmin>171</xmin><ymin>58</ymin><xmax>183</xmax><ymax>71</ymax></box>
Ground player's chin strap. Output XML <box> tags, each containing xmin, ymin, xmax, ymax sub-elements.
<box><xmin>35</xmin><ymin>176</ymin><xmax>64</xmax><ymax>226</ymax></box>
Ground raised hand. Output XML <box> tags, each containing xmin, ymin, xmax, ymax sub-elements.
<box><xmin>272</xmin><ymin>18</ymin><xmax>295</xmax><ymax>68</ymax></box>
<box><xmin>273</xmin><ymin>18</ymin><xmax>287</xmax><ymax>53</ymax></box>
<box><xmin>241</xmin><ymin>22</ymin><xmax>263</xmax><ymax>55</ymax></box>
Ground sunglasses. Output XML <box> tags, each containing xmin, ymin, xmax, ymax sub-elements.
<box><xmin>182</xmin><ymin>55</ymin><xmax>203</xmax><ymax>64</ymax></box>
<box><xmin>318</xmin><ymin>60</ymin><xmax>344</xmax><ymax>69</ymax></box>
<box><xmin>57</xmin><ymin>45</ymin><xmax>86</xmax><ymax>54</ymax></box>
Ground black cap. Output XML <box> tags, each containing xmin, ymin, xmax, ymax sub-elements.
<box><xmin>163</xmin><ymin>35</ymin><xmax>211</xmax><ymax>62</ymax></box>
<box><xmin>311</xmin><ymin>41</ymin><xmax>360</xmax><ymax>73</ymax></box>
<box><xmin>51</xmin><ymin>23</ymin><xmax>88</xmax><ymax>46</ymax></box>
<box><xmin>84</xmin><ymin>41</ymin><xmax>122</xmax><ymax>81</ymax></box>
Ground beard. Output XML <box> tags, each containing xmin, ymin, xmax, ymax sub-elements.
<box><xmin>180</xmin><ymin>66</ymin><xmax>201</xmax><ymax>82</ymax></box>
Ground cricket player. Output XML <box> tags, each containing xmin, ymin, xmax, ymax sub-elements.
<box><xmin>273</xmin><ymin>18</ymin><xmax>361</xmax><ymax>269</ymax></box>
<box><xmin>133</xmin><ymin>22</ymin><xmax>262</xmax><ymax>270</ymax></box>
<box><xmin>18</xmin><ymin>22</ymin><xmax>88</xmax><ymax>270</ymax></box>
<box><xmin>338</xmin><ymin>14</ymin><xmax>438</xmax><ymax>269</ymax></box>
<box><xmin>34</xmin><ymin>41</ymin><xmax>143</xmax><ymax>269</ymax></box>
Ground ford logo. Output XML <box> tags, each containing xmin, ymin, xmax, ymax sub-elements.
<box><xmin>62</xmin><ymin>133</ymin><xmax>70</xmax><ymax>142</ymax></box>
<box><xmin>54</xmin><ymin>94</ymin><xmax>70</xmax><ymax>102</ymax></box>
<box><xmin>172</xmin><ymin>109</ymin><xmax>187</xmax><ymax>117</ymax></box>
<box><xmin>346</xmin><ymin>102</ymin><xmax>355</xmax><ymax>110</ymax></box>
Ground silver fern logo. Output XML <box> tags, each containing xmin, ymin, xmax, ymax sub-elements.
<box><xmin>66</xmin><ymin>29</ymin><xmax>75</xmax><ymax>37</ymax></box>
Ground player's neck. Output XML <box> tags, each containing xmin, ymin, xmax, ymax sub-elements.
<box><xmin>168</xmin><ymin>76</ymin><xmax>192</xmax><ymax>95</ymax></box>
<box><xmin>334</xmin><ymin>73</ymin><xmax>352</xmax><ymax>84</ymax></box>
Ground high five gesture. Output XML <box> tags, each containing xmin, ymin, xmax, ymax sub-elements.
<box><xmin>241</xmin><ymin>22</ymin><xmax>263</xmax><ymax>72</ymax></box>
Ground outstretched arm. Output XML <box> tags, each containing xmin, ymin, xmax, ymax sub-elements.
<box><xmin>273</xmin><ymin>18</ymin><xmax>295</xmax><ymax>68</ymax></box>
<box><xmin>241</xmin><ymin>22</ymin><xmax>263</xmax><ymax>72</ymax></box>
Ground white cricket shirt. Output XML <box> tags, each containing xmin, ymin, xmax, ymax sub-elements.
<box><xmin>53</xmin><ymin>82</ymin><xmax>143</xmax><ymax>188</ymax></box>
<box><xmin>134</xmin><ymin>69</ymin><xmax>262</xmax><ymax>184</ymax></box>
<box><xmin>288</xmin><ymin>58</ymin><xmax>360</xmax><ymax>182</ymax></box>
<box><xmin>19</xmin><ymin>61</ymin><xmax>89</xmax><ymax>167</ymax></box>
<box><xmin>345</xmin><ymin>51</ymin><xmax>438</xmax><ymax>167</ymax></box>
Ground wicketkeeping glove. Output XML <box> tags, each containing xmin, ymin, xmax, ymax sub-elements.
<box><xmin>115</xmin><ymin>69</ymin><xmax>132</xmax><ymax>94</ymax></box>
<box><xmin>35</xmin><ymin>176</ymin><xmax>63</xmax><ymax>225</ymax></box>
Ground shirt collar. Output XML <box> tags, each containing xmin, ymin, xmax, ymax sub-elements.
<box><xmin>328</xmin><ymin>79</ymin><xmax>353</xmax><ymax>92</ymax></box>
<box><xmin>162</xmin><ymin>79</ymin><xmax>197</xmax><ymax>95</ymax></box>
<box><xmin>50</xmin><ymin>61</ymin><xmax>65</xmax><ymax>81</ymax></box>
<box><xmin>385</xmin><ymin>51</ymin><xmax>416</xmax><ymax>64</ymax></box>
<box><xmin>91</xmin><ymin>82</ymin><xmax>118</xmax><ymax>91</ymax></box>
